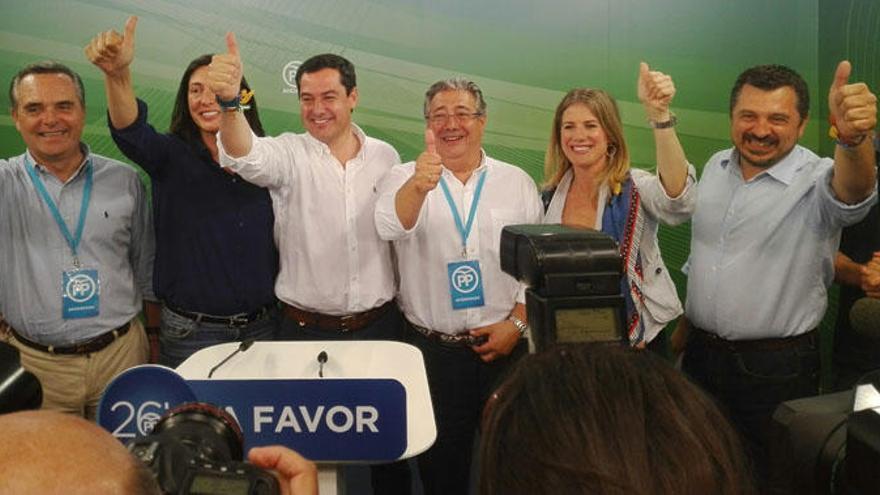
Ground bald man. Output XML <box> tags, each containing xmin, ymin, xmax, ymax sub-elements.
<box><xmin>0</xmin><ymin>410</ymin><xmax>159</xmax><ymax>494</ymax></box>
<box><xmin>0</xmin><ymin>410</ymin><xmax>318</xmax><ymax>495</ymax></box>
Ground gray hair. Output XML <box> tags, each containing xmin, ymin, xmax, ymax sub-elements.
<box><xmin>9</xmin><ymin>61</ymin><xmax>86</xmax><ymax>109</ymax></box>
<box><xmin>423</xmin><ymin>77</ymin><xmax>487</xmax><ymax>118</ymax></box>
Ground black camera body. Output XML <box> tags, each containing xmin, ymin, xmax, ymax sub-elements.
<box><xmin>128</xmin><ymin>402</ymin><xmax>279</xmax><ymax>495</ymax></box>
<box><xmin>500</xmin><ymin>224</ymin><xmax>626</xmax><ymax>350</ymax></box>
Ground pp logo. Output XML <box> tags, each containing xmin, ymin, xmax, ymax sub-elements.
<box><xmin>282</xmin><ymin>60</ymin><xmax>302</xmax><ymax>94</ymax></box>
<box><xmin>451</xmin><ymin>265</ymin><xmax>480</xmax><ymax>294</ymax></box>
<box><xmin>65</xmin><ymin>273</ymin><xmax>97</xmax><ymax>303</ymax></box>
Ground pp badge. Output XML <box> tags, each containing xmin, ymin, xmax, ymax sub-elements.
<box><xmin>447</xmin><ymin>260</ymin><xmax>485</xmax><ymax>310</ymax></box>
<box><xmin>62</xmin><ymin>268</ymin><xmax>100</xmax><ymax>319</ymax></box>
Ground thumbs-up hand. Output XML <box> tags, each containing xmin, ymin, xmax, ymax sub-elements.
<box><xmin>85</xmin><ymin>16</ymin><xmax>138</xmax><ymax>77</ymax></box>
<box><xmin>207</xmin><ymin>32</ymin><xmax>243</xmax><ymax>102</ymax></box>
<box><xmin>829</xmin><ymin>60</ymin><xmax>877</xmax><ymax>142</ymax></box>
<box><xmin>637</xmin><ymin>62</ymin><xmax>676</xmax><ymax>122</ymax></box>
<box><xmin>413</xmin><ymin>129</ymin><xmax>443</xmax><ymax>194</ymax></box>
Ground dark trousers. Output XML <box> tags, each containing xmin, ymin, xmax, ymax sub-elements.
<box><xmin>681</xmin><ymin>328</ymin><xmax>819</xmax><ymax>487</ymax></box>
<box><xmin>405</xmin><ymin>322</ymin><xmax>527</xmax><ymax>495</ymax></box>
<box><xmin>279</xmin><ymin>304</ymin><xmax>410</xmax><ymax>495</ymax></box>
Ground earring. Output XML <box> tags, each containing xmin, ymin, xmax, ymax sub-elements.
<box><xmin>606</xmin><ymin>144</ymin><xmax>617</xmax><ymax>158</ymax></box>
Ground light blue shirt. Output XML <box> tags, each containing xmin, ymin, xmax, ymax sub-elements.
<box><xmin>686</xmin><ymin>145</ymin><xmax>876</xmax><ymax>340</ymax></box>
<box><xmin>0</xmin><ymin>146</ymin><xmax>155</xmax><ymax>346</ymax></box>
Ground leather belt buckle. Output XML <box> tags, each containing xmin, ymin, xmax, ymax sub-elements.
<box><xmin>339</xmin><ymin>314</ymin><xmax>355</xmax><ymax>332</ymax></box>
<box><xmin>229</xmin><ymin>314</ymin><xmax>250</xmax><ymax>329</ymax></box>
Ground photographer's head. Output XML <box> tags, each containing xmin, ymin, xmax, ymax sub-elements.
<box><xmin>480</xmin><ymin>344</ymin><xmax>755</xmax><ymax>495</ymax></box>
<box><xmin>0</xmin><ymin>410</ymin><xmax>159</xmax><ymax>494</ymax></box>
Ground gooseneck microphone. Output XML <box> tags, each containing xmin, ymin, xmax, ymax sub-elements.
<box><xmin>317</xmin><ymin>351</ymin><xmax>328</xmax><ymax>378</ymax></box>
<box><xmin>208</xmin><ymin>339</ymin><xmax>256</xmax><ymax>378</ymax></box>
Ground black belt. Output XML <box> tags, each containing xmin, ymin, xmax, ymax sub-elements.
<box><xmin>406</xmin><ymin>320</ymin><xmax>487</xmax><ymax>347</ymax></box>
<box><xmin>10</xmin><ymin>321</ymin><xmax>131</xmax><ymax>355</ymax></box>
<box><xmin>691</xmin><ymin>326</ymin><xmax>817</xmax><ymax>352</ymax></box>
<box><xmin>166</xmin><ymin>303</ymin><xmax>275</xmax><ymax>328</ymax></box>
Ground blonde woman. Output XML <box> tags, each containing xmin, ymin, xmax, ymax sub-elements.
<box><xmin>542</xmin><ymin>63</ymin><xmax>696</xmax><ymax>347</ymax></box>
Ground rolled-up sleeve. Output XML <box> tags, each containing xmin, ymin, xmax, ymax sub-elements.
<box><xmin>635</xmin><ymin>164</ymin><xmax>697</xmax><ymax>226</ymax></box>
<box><xmin>218</xmin><ymin>131</ymin><xmax>291</xmax><ymax>189</ymax></box>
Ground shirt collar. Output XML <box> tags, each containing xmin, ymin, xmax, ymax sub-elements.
<box><xmin>303</xmin><ymin>123</ymin><xmax>366</xmax><ymax>160</ymax></box>
<box><xmin>26</xmin><ymin>143</ymin><xmax>92</xmax><ymax>183</ymax></box>
<box><xmin>724</xmin><ymin>145</ymin><xmax>803</xmax><ymax>185</ymax></box>
<box><xmin>440</xmin><ymin>149</ymin><xmax>488</xmax><ymax>184</ymax></box>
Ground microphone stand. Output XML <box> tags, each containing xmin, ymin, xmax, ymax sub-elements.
<box><xmin>208</xmin><ymin>339</ymin><xmax>256</xmax><ymax>378</ymax></box>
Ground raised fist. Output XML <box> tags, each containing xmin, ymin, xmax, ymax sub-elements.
<box><xmin>207</xmin><ymin>32</ymin><xmax>244</xmax><ymax>101</ymax></box>
<box><xmin>85</xmin><ymin>16</ymin><xmax>137</xmax><ymax>77</ymax></box>
<box><xmin>637</xmin><ymin>62</ymin><xmax>676</xmax><ymax>122</ymax></box>
<box><xmin>829</xmin><ymin>60</ymin><xmax>877</xmax><ymax>142</ymax></box>
<box><xmin>412</xmin><ymin>129</ymin><xmax>443</xmax><ymax>194</ymax></box>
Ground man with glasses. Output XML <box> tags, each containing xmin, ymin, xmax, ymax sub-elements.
<box><xmin>207</xmin><ymin>36</ymin><xmax>409</xmax><ymax>493</ymax></box>
<box><xmin>375</xmin><ymin>78</ymin><xmax>543</xmax><ymax>494</ymax></box>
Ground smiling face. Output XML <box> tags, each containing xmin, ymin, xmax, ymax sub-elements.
<box><xmin>559</xmin><ymin>103</ymin><xmax>611</xmax><ymax>172</ymax></box>
<box><xmin>298</xmin><ymin>67</ymin><xmax>358</xmax><ymax>146</ymax></box>
<box><xmin>425</xmin><ymin>89</ymin><xmax>486</xmax><ymax>170</ymax></box>
<box><xmin>731</xmin><ymin>84</ymin><xmax>806</xmax><ymax>170</ymax></box>
<box><xmin>186</xmin><ymin>65</ymin><xmax>222</xmax><ymax>137</ymax></box>
<box><xmin>12</xmin><ymin>73</ymin><xmax>85</xmax><ymax>170</ymax></box>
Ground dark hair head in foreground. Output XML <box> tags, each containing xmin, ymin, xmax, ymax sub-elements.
<box><xmin>479</xmin><ymin>344</ymin><xmax>755</xmax><ymax>495</ymax></box>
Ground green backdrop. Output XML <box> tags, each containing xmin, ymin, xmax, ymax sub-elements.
<box><xmin>2</xmin><ymin>0</ymin><xmax>878</xmax><ymax>382</ymax></box>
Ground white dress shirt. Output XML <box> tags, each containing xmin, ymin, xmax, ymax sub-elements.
<box><xmin>375</xmin><ymin>153</ymin><xmax>543</xmax><ymax>334</ymax></box>
<box><xmin>219</xmin><ymin>125</ymin><xmax>399</xmax><ymax>315</ymax></box>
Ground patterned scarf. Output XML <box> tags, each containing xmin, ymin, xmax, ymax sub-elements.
<box><xmin>601</xmin><ymin>176</ymin><xmax>646</xmax><ymax>345</ymax></box>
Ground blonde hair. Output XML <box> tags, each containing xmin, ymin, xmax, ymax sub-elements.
<box><xmin>544</xmin><ymin>88</ymin><xmax>630</xmax><ymax>196</ymax></box>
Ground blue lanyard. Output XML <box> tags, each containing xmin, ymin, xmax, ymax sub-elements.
<box><xmin>439</xmin><ymin>169</ymin><xmax>487</xmax><ymax>257</ymax></box>
<box><xmin>24</xmin><ymin>155</ymin><xmax>93</xmax><ymax>267</ymax></box>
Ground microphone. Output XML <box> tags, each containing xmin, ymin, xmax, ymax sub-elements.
<box><xmin>850</xmin><ymin>298</ymin><xmax>880</xmax><ymax>340</ymax></box>
<box><xmin>208</xmin><ymin>339</ymin><xmax>256</xmax><ymax>378</ymax></box>
<box><xmin>317</xmin><ymin>351</ymin><xmax>328</xmax><ymax>378</ymax></box>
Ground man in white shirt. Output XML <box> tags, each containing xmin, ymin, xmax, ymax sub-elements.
<box><xmin>375</xmin><ymin>78</ymin><xmax>543</xmax><ymax>494</ymax></box>
<box><xmin>207</xmin><ymin>34</ymin><xmax>408</xmax><ymax>493</ymax></box>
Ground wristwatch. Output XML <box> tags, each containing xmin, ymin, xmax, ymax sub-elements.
<box><xmin>649</xmin><ymin>113</ymin><xmax>677</xmax><ymax>129</ymax></box>
<box><xmin>509</xmin><ymin>316</ymin><xmax>529</xmax><ymax>337</ymax></box>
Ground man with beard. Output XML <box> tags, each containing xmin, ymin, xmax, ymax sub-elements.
<box><xmin>681</xmin><ymin>62</ymin><xmax>877</xmax><ymax>484</ymax></box>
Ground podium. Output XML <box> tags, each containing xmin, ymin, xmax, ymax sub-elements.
<box><xmin>99</xmin><ymin>341</ymin><xmax>436</xmax><ymax>494</ymax></box>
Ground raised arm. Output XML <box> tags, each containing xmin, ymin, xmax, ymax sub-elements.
<box><xmin>395</xmin><ymin>129</ymin><xmax>443</xmax><ymax>229</ymax></box>
<box><xmin>638</xmin><ymin>62</ymin><xmax>688</xmax><ymax>198</ymax></box>
<box><xmin>207</xmin><ymin>32</ymin><xmax>254</xmax><ymax>157</ymax></box>
<box><xmin>829</xmin><ymin>61</ymin><xmax>877</xmax><ymax>204</ymax></box>
<box><xmin>84</xmin><ymin>16</ymin><xmax>139</xmax><ymax>129</ymax></box>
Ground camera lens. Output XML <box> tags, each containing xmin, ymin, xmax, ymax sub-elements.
<box><xmin>154</xmin><ymin>402</ymin><xmax>245</xmax><ymax>462</ymax></box>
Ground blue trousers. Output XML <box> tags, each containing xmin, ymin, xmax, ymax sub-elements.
<box><xmin>681</xmin><ymin>328</ymin><xmax>819</xmax><ymax>485</ymax></box>
<box><xmin>279</xmin><ymin>303</ymin><xmax>411</xmax><ymax>495</ymax></box>
<box><xmin>158</xmin><ymin>305</ymin><xmax>278</xmax><ymax>369</ymax></box>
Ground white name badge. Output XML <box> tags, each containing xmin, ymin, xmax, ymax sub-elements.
<box><xmin>62</xmin><ymin>268</ymin><xmax>100</xmax><ymax>319</ymax></box>
<box><xmin>447</xmin><ymin>260</ymin><xmax>485</xmax><ymax>310</ymax></box>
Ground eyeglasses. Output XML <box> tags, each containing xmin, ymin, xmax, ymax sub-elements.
<box><xmin>426</xmin><ymin>111</ymin><xmax>484</xmax><ymax>126</ymax></box>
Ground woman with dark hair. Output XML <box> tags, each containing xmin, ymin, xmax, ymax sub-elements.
<box><xmin>85</xmin><ymin>16</ymin><xmax>278</xmax><ymax>367</ymax></box>
<box><xmin>542</xmin><ymin>63</ymin><xmax>695</xmax><ymax>349</ymax></box>
<box><xmin>479</xmin><ymin>344</ymin><xmax>756</xmax><ymax>495</ymax></box>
